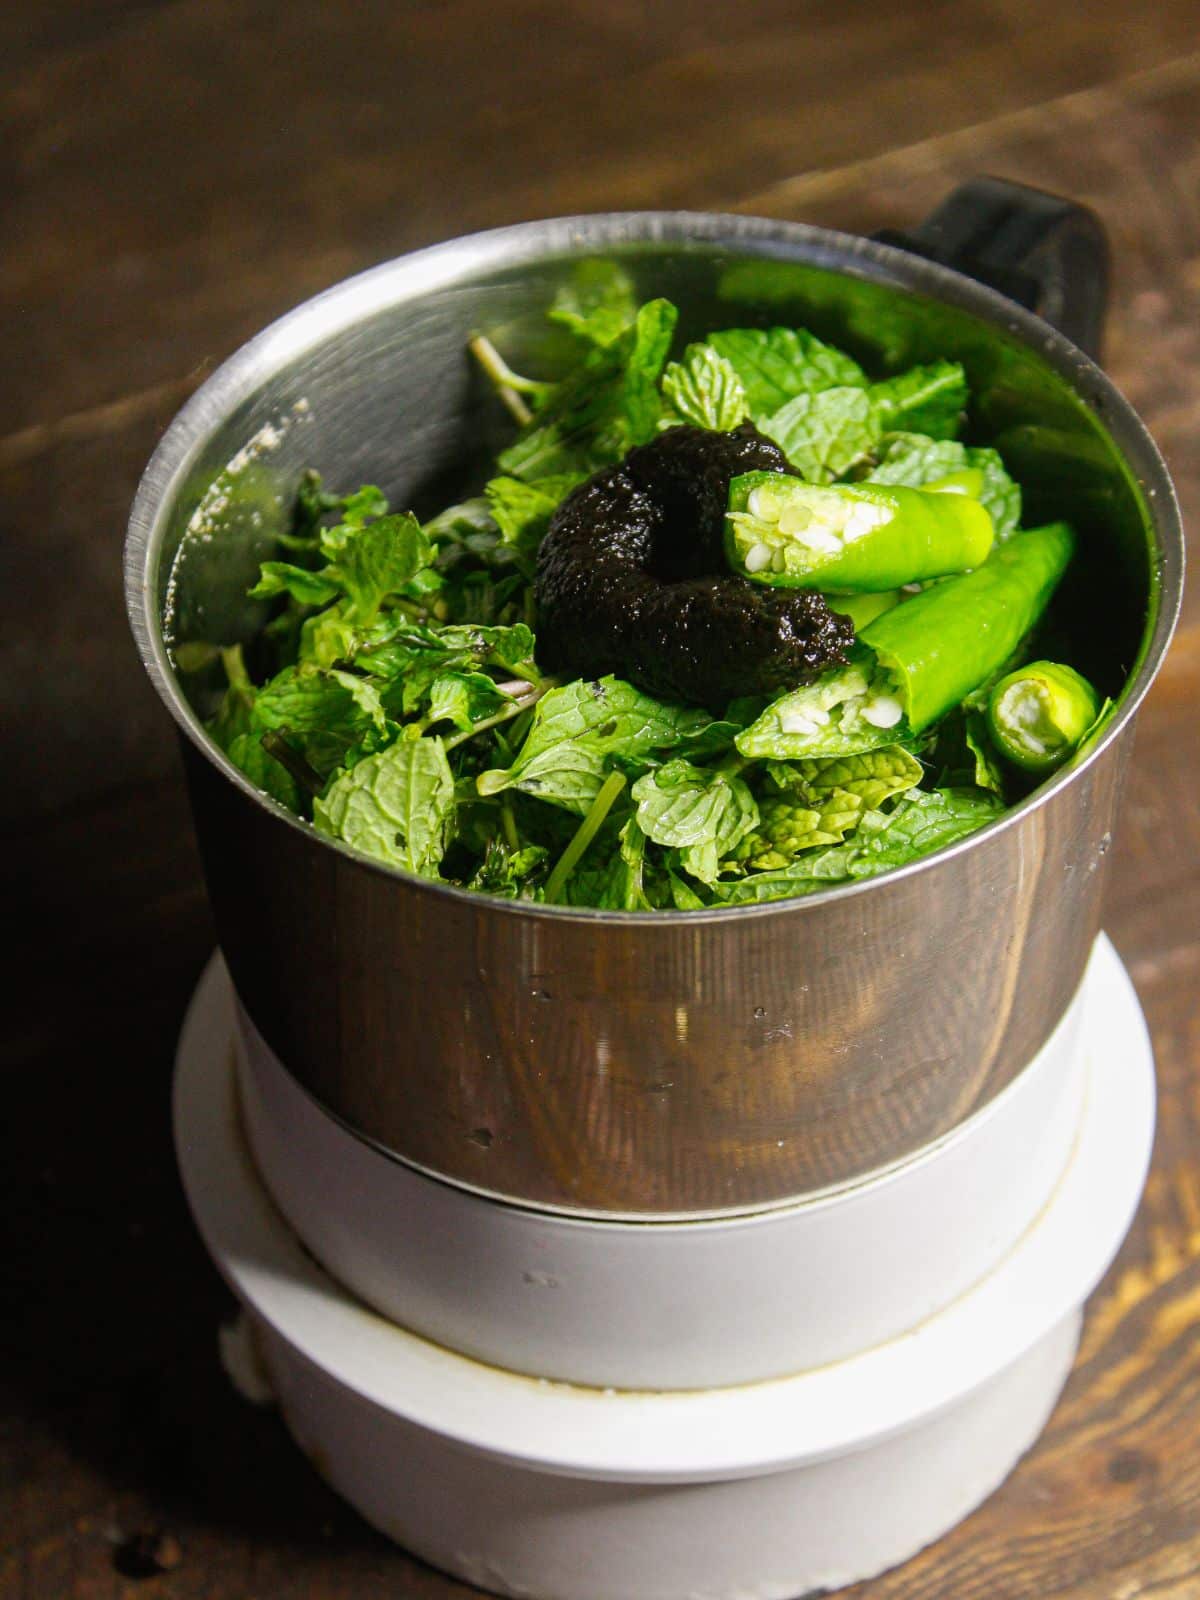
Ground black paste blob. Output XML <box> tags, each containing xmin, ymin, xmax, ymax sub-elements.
<box><xmin>535</xmin><ymin>424</ymin><xmax>856</xmax><ymax>708</ymax></box>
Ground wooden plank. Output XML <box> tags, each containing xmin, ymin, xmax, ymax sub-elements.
<box><xmin>5</xmin><ymin>0</ymin><xmax>1200</xmax><ymax>435</ymax></box>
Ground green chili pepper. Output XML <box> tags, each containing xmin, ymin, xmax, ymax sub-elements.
<box><xmin>986</xmin><ymin>660</ymin><xmax>1100</xmax><ymax>773</ymax></box>
<box><xmin>736</xmin><ymin>522</ymin><xmax>1076</xmax><ymax>760</ymax></box>
<box><xmin>726</xmin><ymin>472</ymin><xmax>994</xmax><ymax>593</ymax></box>
<box><xmin>923</xmin><ymin>467</ymin><xmax>986</xmax><ymax>498</ymax></box>
<box><xmin>832</xmin><ymin>590</ymin><xmax>902</xmax><ymax>630</ymax></box>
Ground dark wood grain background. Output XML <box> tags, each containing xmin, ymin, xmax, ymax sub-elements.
<box><xmin>3</xmin><ymin>2</ymin><xmax>1198</xmax><ymax>1596</ymax></box>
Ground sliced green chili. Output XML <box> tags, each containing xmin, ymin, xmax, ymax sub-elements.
<box><xmin>923</xmin><ymin>467</ymin><xmax>985</xmax><ymax>498</ymax></box>
<box><xmin>736</xmin><ymin>522</ymin><xmax>1076</xmax><ymax>760</ymax></box>
<box><xmin>832</xmin><ymin>589</ymin><xmax>903</xmax><ymax>630</ymax></box>
<box><xmin>986</xmin><ymin>660</ymin><xmax>1100</xmax><ymax>774</ymax></box>
<box><xmin>726</xmin><ymin>472</ymin><xmax>994</xmax><ymax>593</ymax></box>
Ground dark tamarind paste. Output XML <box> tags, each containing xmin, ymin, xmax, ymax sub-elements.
<box><xmin>535</xmin><ymin>425</ymin><xmax>855</xmax><ymax>708</ymax></box>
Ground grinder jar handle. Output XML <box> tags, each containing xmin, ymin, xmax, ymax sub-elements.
<box><xmin>874</xmin><ymin>175</ymin><xmax>1110</xmax><ymax>362</ymax></box>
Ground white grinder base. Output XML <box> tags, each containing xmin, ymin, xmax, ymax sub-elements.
<box><xmin>232</xmin><ymin>941</ymin><xmax>1096</xmax><ymax>1389</ymax></box>
<box><xmin>174</xmin><ymin>938</ymin><xmax>1155</xmax><ymax>1600</ymax></box>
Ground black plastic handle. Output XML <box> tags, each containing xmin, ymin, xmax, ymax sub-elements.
<box><xmin>874</xmin><ymin>176</ymin><xmax>1110</xmax><ymax>362</ymax></box>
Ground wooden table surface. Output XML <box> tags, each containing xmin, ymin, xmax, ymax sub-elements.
<box><xmin>4</xmin><ymin>2</ymin><xmax>1198</xmax><ymax>1595</ymax></box>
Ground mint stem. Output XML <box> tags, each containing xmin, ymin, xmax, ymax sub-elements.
<box><xmin>220</xmin><ymin>644</ymin><xmax>252</xmax><ymax>693</ymax></box>
<box><xmin>468</xmin><ymin>334</ymin><xmax>537</xmax><ymax>426</ymax></box>
<box><xmin>444</xmin><ymin>679</ymin><xmax>556</xmax><ymax>752</ymax></box>
<box><xmin>388</xmin><ymin>596</ymin><xmax>433</xmax><ymax>622</ymax></box>
<box><xmin>500</xmin><ymin>799</ymin><xmax>520</xmax><ymax>851</ymax></box>
<box><xmin>544</xmin><ymin>771</ymin><xmax>627</xmax><ymax>905</ymax></box>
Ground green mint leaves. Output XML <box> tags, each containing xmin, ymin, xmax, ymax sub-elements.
<box><xmin>477</xmin><ymin>676</ymin><xmax>711</xmax><ymax>814</ymax></box>
<box><xmin>249</xmin><ymin>495</ymin><xmax>433</xmax><ymax>625</ymax></box>
<box><xmin>759</xmin><ymin>387</ymin><xmax>879</xmax><ymax>483</ymax></box>
<box><xmin>485</xmin><ymin>473</ymin><xmax>583</xmax><ymax>558</ymax></box>
<box><xmin>328</xmin><ymin>513</ymin><xmax>431</xmax><ymax>623</ymax></box>
<box><xmin>867</xmin><ymin>361</ymin><xmax>967</xmax><ymax>440</ymax></box>
<box><xmin>706</xmin><ymin>326</ymin><xmax>866</xmax><ymax>413</ymax></box>
<box><xmin>548</xmin><ymin>260</ymin><xmax>638</xmax><ymax>349</ymax></box>
<box><xmin>315</xmin><ymin>735</ymin><xmax>455</xmax><ymax>876</ymax></box>
<box><xmin>733</xmin><ymin>746</ymin><xmax>924</xmax><ymax>867</ymax></box>
<box><xmin>714</xmin><ymin>787</ymin><xmax>1003</xmax><ymax>904</ymax></box>
<box><xmin>660</xmin><ymin>343</ymin><xmax>749</xmax><ymax>431</ymax></box>
<box><xmin>632</xmin><ymin>759</ymin><xmax>758</xmax><ymax>884</ymax></box>
<box><xmin>497</xmin><ymin>298</ymin><xmax>678</xmax><ymax>481</ymax></box>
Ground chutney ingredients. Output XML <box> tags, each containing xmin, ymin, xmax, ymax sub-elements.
<box><xmin>730</xmin><ymin>744</ymin><xmax>924</xmax><ymax>869</ymax></box>
<box><xmin>830</xmin><ymin>590</ymin><xmax>902</xmax><ymax>630</ymax></box>
<box><xmin>496</xmin><ymin>298</ymin><xmax>678</xmax><ymax>481</ymax></box>
<box><xmin>534</xmin><ymin>425</ymin><xmax>855</xmax><ymax>706</ymax></box>
<box><xmin>726</xmin><ymin>473</ymin><xmax>994</xmax><ymax>591</ymax></box>
<box><xmin>199</xmin><ymin>267</ymin><xmax>1093</xmax><ymax>910</ymax></box>
<box><xmin>986</xmin><ymin>660</ymin><xmax>1101</xmax><ymax>773</ymax></box>
<box><xmin>711</xmin><ymin>787</ymin><xmax>1005</xmax><ymax>904</ymax></box>
<box><xmin>866</xmin><ymin>432</ymin><xmax>1021</xmax><ymax>538</ymax></box>
<box><xmin>736</xmin><ymin>522</ymin><xmax>1076</xmax><ymax>759</ymax></box>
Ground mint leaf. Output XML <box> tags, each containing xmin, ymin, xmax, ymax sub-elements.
<box><xmin>731</xmin><ymin>794</ymin><xmax>842</xmax><ymax>866</ymax></box>
<box><xmin>868</xmin><ymin>362</ymin><xmax>967</xmax><ymax>440</ymax></box>
<box><xmin>618</xmin><ymin>299</ymin><xmax>680</xmax><ymax>448</ymax></box>
<box><xmin>866</xmin><ymin>433</ymin><xmax>964</xmax><ymax>488</ymax></box>
<box><xmin>477</xmin><ymin>676</ymin><xmax>711</xmax><ymax>815</ymax></box>
<box><xmin>317</xmin><ymin>485</ymin><xmax>390</xmax><ymax>557</ymax></box>
<box><xmin>356</xmin><ymin>621</ymin><xmax>535</xmax><ymax>705</ymax></box>
<box><xmin>468</xmin><ymin>838</ymin><xmax>550</xmax><ymax>898</ymax></box>
<box><xmin>226</xmin><ymin>731</ymin><xmax>305</xmax><ymax>811</ymax></box>
<box><xmin>485</xmin><ymin>473</ymin><xmax>582</xmax><ymax>557</ymax></box>
<box><xmin>426</xmin><ymin>499</ymin><xmax>531</xmax><ymax>632</ymax></box>
<box><xmin>252</xmin><ymin>665</ymin><xmax>386</xmax><ymax>736</ymax></box>
<box><xmin>734</xmin><ymin>746</ymin><xmax>924</xmax><ymax>868</ymax></box>
<box><xmin>770</xmin><ymin>744</ymin><xmax>924</xmax><ymax>809</ymax></box>
<box><xmin>759</xmin><ymin>387</ymin><xmax>881</xmax><ymax>484</ymax></box>
<box><xmin>548</xmin><ymin>261</ymin><xmax>638</xmax><ymax>348</ymax></box>
<box><xmin>595</xmin><ymin>818</ymin><xmax>654</xmax><ymax>910</ymax></box>
<box><xmin>964</xmin><ymin>710</ymin><xmax>1006</xmax><ymax>795</ymax></box>
<box><xmin>632</xmin><ymin>759</ymin><xmax>758</xmax><ymax>884</ymax></box>
<box><xmin>251</xmin><ymin>493</ymin><xmax>436</xmax><ymax>644</ymax></box>
<box><xmin>867</xmin><ymin>433</ymin><xmax>1021</xmax><ymax>539</ymax></box>
<box><xmin>666</xmin><ymin>869</ymin><xmax>708</xmax><ymax>910</ymax></box>
<box><xmin>846</xmin><ymin>785</ymin><xmax>1002</xmax><ymax>868</ymax></box>
<box><xmin>426</xmin><ymin>671</ymin><xmax>512</xmax><ymax>733</ymax></box>
<box><xmin>248</xmin><ymin>664</ymin><xmax>388</xmax><ymax>779</ymax></box>
<box><xmin>330</xmin><ymin>512</ymin><xmax>431</xmax><ymax>623</ymax></box>
<box><xmin>314</xmin><ymin>735</ymin><xmax>454</xmax><ymax>876</ymax></box>
<box><xmin>706</xmin><ymin>327</ymin><xmax>866</xmax><ymax>415</ymax></box>
<box><xmin>660</xmin><ymin>343</ymin><xmax>749</xmax><ymax>431</ymax></box>
<box><xmin>498</xmin><ymin>299</ymin><xmax>678</xmax><ymax>481</ymax></box>
<box><xmin>714</xmin><ymin>787</ymin><xmax>1002</xmax><ymax>903</ymax></box>
<box><xmin>249</xmin><ymin>563</ymin><xmax>342</xmax><ymax>607</ymax></box>
<box><xmin>967</xmin><ymin>449</ymin><xmax>1022</xmax><ymax>541</ymax></box>
<box><xmin>298</xmin><ymin>605</ymin><xmax>389</xmax><ymax>669</ymax></box>
<box><xmin>288</xmin><ymin>468</ymin><xmax>344</xmax><ymax>545</ymax></box>
<box><xmin>927</xmin><ymin>706</ymin><xmax>1006</xmax><ymax>796</ymax></box>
